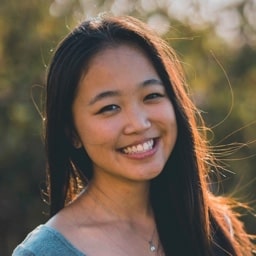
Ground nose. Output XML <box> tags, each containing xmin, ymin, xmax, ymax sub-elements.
<box><xmin>123</xmin><ymin>106</ymin><xmax>151</xmax><ymax>135</ymax></box>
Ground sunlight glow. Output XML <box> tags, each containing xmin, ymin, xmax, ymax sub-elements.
<box><xmin>49</xmin><ymin>0</ymin><xmax>256</xmax><ymax>46</ymax></box>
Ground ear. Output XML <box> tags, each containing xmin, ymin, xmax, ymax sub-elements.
<box><xmin>72</xmin><ymin>131</ymin><xmax>82</xmax><ymax>149</ymax></box>
<box><xmin>66</xmin><ymin>127</ymin><xmax>82</xmax><ymax>149</ymax></box>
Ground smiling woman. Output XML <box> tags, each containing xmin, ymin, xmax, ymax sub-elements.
<box><xmin>71</xmin><ymin>44</ymin><xmax>177</xmax><ymax>184</ymax></box>
<box><xmin>13</xmin><ymin>14</ymin><xmax>255</xmax><ymax>256</ymax></box>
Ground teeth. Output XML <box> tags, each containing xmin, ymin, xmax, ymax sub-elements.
<box><xmin>122</xmin><ymin>139</ymin><xmax>154</xmax><ymax>154</ymax></box>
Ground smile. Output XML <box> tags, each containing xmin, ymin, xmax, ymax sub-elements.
<box><xmin>121</xmin><ymin>139</ymin><xmax>155</xmax><ymax>154</ymax></box>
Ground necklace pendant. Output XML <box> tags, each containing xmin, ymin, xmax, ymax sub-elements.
<box><xmin>149</xmin><ymin>242</ymin><xmax>157</xmax><ymax>252</ymax></box>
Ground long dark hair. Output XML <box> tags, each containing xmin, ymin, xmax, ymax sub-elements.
<box><xmin>45</xmin><ymin>14</ymin><xmax>254</xmax><ymax>255</ymax></box>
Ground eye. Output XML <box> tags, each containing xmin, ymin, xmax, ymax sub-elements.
<box><xmin>144</xmin><ymin>93</ymin><xmax>165</xmax><ymax>101</ymax></box>
<box><xmin>97</xmin><ymin>104</ymin><xmax>120</xmax><ymax>114</ymax></box>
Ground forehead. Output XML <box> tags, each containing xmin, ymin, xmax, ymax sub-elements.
<box><xmin>91</xmin><ymin>43</ymin><xmax>150</xmax><ymax>66</ymax></box>
<box><xmin>75</xmin><ymin>44</ymin><xmax>161</xmax><ymax>100</ymax></box>
<box><xmin>82</xmin><ymin>44</ymin><xmax>157</xmax><ymax>80</ymax></box>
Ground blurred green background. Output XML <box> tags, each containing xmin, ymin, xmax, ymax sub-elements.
<box><xmin>1</xmin><ymin>0</ymin><xmax>255</xmax><ymax>255</ymax></box>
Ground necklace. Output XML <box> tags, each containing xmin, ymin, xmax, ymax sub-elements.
<box><xmin>148</xmin><ymin>228</ymin><xmax>157</xmax><ymax>252</ymax></box>
<box><xmin>86</xmin><ymin>188</ymin><xmax>159</xmax><ymax>254</ymax></box>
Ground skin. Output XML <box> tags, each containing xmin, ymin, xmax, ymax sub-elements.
<box><xmin>73</xmin><ymin>44</ymin><xmax>177</xmax><ymax>187</ymax></box>
<box><xmin>47</xmin><ymin>44</ymin><xmax>177</xmax><ymax>255</ymax></box>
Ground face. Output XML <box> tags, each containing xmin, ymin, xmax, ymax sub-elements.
<box><xmin>72</xmin><ymin>44</ymin><xmax>177</xmax><ymax>186</ymax></box>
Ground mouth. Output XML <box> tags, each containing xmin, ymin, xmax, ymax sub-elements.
<box><xmin>120</xmin><ymin>139</ymin><xmax>156</xmax><ymax>155</ymax></box>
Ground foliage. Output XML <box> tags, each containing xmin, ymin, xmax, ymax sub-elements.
<box><xmin>1</xmin><ymin>1</ymin><xmax>255</xmax><ymax>255</ymax></box>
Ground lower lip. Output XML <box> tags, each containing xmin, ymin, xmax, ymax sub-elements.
<box><xmin>121</xmin><ymin>139</ymin><xmax>159</xmax><ymax>160</ymax></box>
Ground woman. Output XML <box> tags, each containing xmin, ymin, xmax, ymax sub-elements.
<box><xmin>13</xmin><ymin>14</ymin><xmax>255</xmax><ymax>255</ymax></box>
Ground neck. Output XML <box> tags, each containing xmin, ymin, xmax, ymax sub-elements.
<box><xmin>66</xmin><ymin>177</ymin><xmax>162</xmax><ymax>255</ymax></box>
<box><xmin>82</xmin><ymin>177</ymin><xmax>153</xmax><ymax>223</ymax></box>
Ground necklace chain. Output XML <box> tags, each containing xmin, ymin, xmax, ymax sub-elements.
<box><xmin>86</xmin><ymin>188</ymin><xmax>159</xmax><ymax>254</ymax></box>
<box><xmin>148</xmin><ymin>228</ymin><xmax>157</xmax><ymax>253</ymax></box>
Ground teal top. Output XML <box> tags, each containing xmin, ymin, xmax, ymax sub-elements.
<box><xmin>12</xmin><ymin>225</ymin><xmax>85</xmax><ymax>256</ymax></box>
<box><xmin>12</xmin><ymin>217</ymin><xmax>235</xmax><ymax>255</ymax></box>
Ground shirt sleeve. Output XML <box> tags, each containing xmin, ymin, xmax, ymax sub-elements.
<box><xmin>12</xmin><ymin>225</ymin><xmax>85</xmax><ymax>256</ymax></box>
<box><xmin>12</xmin><ymin>245</ymin><xmax>35</xmax><ymax>256</ymax></box>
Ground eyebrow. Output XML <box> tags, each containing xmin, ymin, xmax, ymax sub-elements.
<box><xmin>88</xmin><ymin>78</ymin><xmax>163</xmax><ymax>105</ymax></box>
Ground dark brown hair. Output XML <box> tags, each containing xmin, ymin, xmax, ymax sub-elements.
<box><xmin>45</xmin><ymin>14</ymin><xmax>255</xmax><ymax>255</ymax></box>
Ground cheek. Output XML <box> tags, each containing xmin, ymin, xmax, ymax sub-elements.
<box><xmin>153</xmin><ymin>102</ymin><xmax>177</xmax><ymax>126</ymax></box>
<box><xmin>77</xmin><ymin>118</ymin><xmax>122</xmax><ymax>146</ymax></box>
<box><xmin>158</xmin><ymin>104</ymin><xmax>178</xmax><ymax>142</ymax></box>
